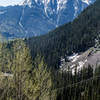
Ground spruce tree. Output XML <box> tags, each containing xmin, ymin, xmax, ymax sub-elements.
<box><xmin>11</xmin><ymin>40</ymin><xmax>32</xmax><ymax>100</ymax></box>
<box><xmin>24</xmin><ymin>55</ymin><xmax>53</xmax><ymax>100</ymax></box>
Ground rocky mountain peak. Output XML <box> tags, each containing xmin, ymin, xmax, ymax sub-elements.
<box><xmin>0</xmin><ymin>0</ymin><xmax>96</xmax><ymax>38</ymax></box>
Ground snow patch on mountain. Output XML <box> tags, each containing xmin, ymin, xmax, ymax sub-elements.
<box><xmin>22</xmin><ymin>0</ymin><xmax>32</xmax><ymax>7</ymax></box>
<box><xmin>74</xmin><ymin>0</ymin><xmax>79</xmax><ymax>18</ymax></box>
<box><xmin>57</xmin><ymin>0</ymin><xmax>68</xmax><ymax>12</ymax></box>
<box><xmin>68</xmin><ymin>53</ymin><xmax>80</xmax><ymax>63</ymax></box>
<box><xmin>82</xmin><ymin>0</ymin><xmax>91</xmax><ymax>5</ymax></box>
<box><xmin>60</xmin><ymin>45</ymin><xmax>100</xmax><ymax>75</ymax></box>
<box><xmin>21</xmin><ymin>0</ymin><xmax>95</xmax><ymax>22</ymax></box>
<box><xmin>0</xmin><ymin>11</ymin><xmax>6</xmax><ymax>15</ymax></box>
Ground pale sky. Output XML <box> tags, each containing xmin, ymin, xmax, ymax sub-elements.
<box><xmin>0</xmin><ymin>0</ymin><xmax>23</xmax><ymax>6</ymax></box>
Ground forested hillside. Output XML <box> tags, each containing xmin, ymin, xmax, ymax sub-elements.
<box><xmin>0</xmin><ymin>39</ymin><xmax>100</xmax><ymax>100</ymax></box>
<box><xmin>27</xmin><ymin>0</ymin><xmax>100</xmax><ymax>68</ymax></box>
<box><xmin>0</xmin><ymin>0</ymin><xmax>100</xmax><ymax>100</ymax></box>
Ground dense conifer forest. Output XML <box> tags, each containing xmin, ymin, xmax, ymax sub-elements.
<box><xmin>0</xmin><ymin>0</ymin><xmax>100</xmax><ymax>100</ymax></box>
<box><xmin>27</xmin><ymin>0</ymin><xmax>100</xmax><ymax>68</ymax></box>
<box><xmin>0</xmin><ymin>40</ymin><xmax>100</xmax><ymax>100</ymax></box>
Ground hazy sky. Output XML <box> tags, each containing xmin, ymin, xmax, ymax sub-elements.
<box><xmin>0</xmin><ymin>0</ymin><xmax>23</xmax><ymax>6</ymax></box>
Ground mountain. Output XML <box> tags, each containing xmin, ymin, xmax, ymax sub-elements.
<box><xmin>23</xmin><ymin>0</ymin><xmax>95</xmax><ymax>25</ymax></box>
<box><xmin>0</xmin><ymin>0</ymin><xmax>95</xmax><ymax>38</ymax></box>
<box><xmin>27</xmin><ymin>0</ymin><xmax>100</xmax><ymax>68</ymax></box>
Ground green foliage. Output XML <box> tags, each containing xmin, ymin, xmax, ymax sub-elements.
<box><xmin>24</xmin><ymin>55</ymin><xmax>53</xmax><ymax>100</ymax></box>
<box><xmin>0</xmin><ymin>41</ymin><xmax>54</xmax><ymax>100</ymax></box>
<box><xmin>0</xmin><ymin>0</ymin><xmax>100</xmax><ymax>99</ymax></box>
<box><xmin>0</xmin><ymin>40</ymin><xmax>32</xmax><ymax>100</ymax></box>
<box><xmin>94</xmin><ymin>65</ymin><xmax>100</xmax><ymax>76</ymax></box>
<box><xmin>27</xmin><ymin>0</ymin><xmax>100</xmax><ymax>68</ymax></box>
<box><xmin>0</xmin><ymin>42</ymin><xmax>12</xmax><ymax>72</ymax></box>
<box><xmin>0</xmin><ymin>39</ymin><xmax>100</xmax><ymax>100</ymax></box>
<box><xmin>11</xmin><ymin>40</ymin><xmax>32</xmax><ymax>100</ymax></box>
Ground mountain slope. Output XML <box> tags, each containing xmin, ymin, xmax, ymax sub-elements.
<box><xmin>27</xmin><ymin>0</ymin><xmax>100</xmax><ymax>68</ymax></box>
<box><xmin>0</xmin><ymin>0</ymin><xmax>95</xmax><ymax>38</ymax></box>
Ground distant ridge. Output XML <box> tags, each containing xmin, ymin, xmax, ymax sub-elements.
<box><xmin>0</xmin><ymin>0</ymin><xmax>95</xmax><ymax>38</ymax></box>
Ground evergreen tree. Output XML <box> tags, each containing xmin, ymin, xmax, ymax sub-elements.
<box><xmin>11</xmin><ymin>40</ymin><xmax>32</xmax><ymax>100</ymax></box>
<box><xmin>0</xmin><ymin>42</ymin><xmax>11</xmax><ymax>73</ymax></box>
<box><xmin>94</xmin><ymin>65</ymin><xmax>100</xmax><ymax>76</ymax></box>
<box><xmin>24</xmin><ymin>55</ymin><xmax>53</xmax><ymax>100</ymax></box>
